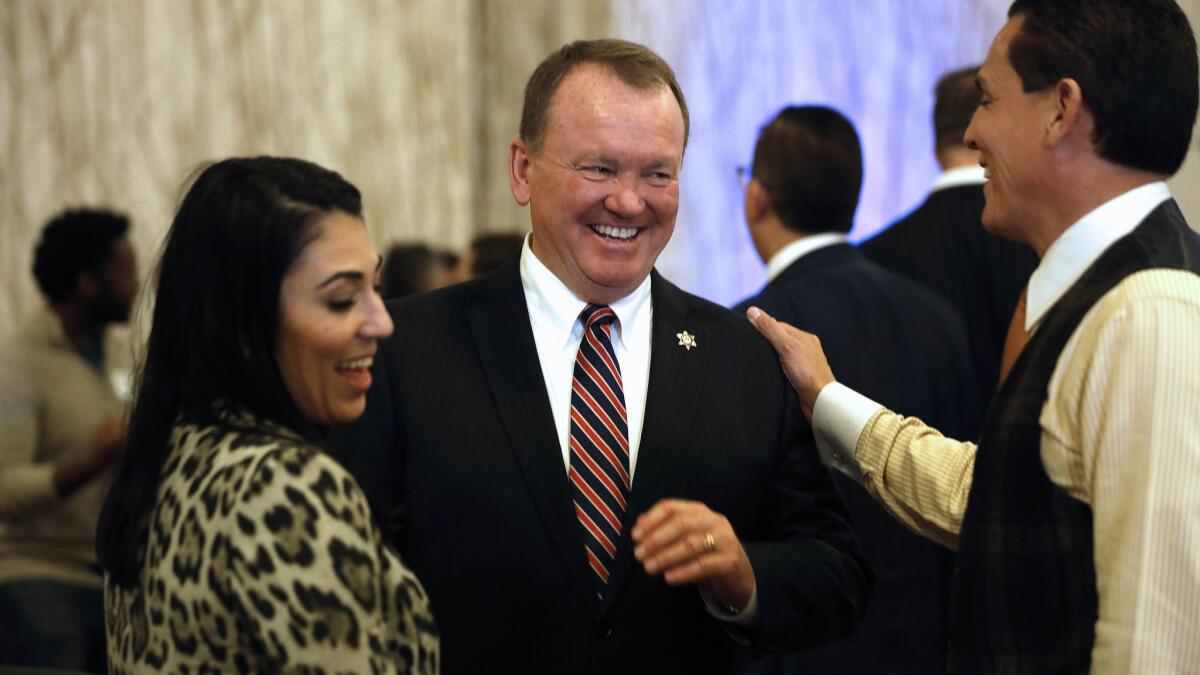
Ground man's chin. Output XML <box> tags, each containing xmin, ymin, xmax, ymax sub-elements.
<box><xmin>575</xmin><ymin>270</ymin><xmax>651</xmax><ymax>304</ymax></box>
<box><xmin>983</xmin><ymin>223</ymin><xmax>1032</xmax><ymax>253</ymax></box>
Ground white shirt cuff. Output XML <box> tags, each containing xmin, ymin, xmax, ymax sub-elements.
<box><xmin>811</xmin><ymin>382</ymin><xmax>883</xmax><ymax>484</ymax></box>
<box><xmin>702</xmin><ymin>581</ymin><xmax>758</xmax><ymax>626</ymax></box>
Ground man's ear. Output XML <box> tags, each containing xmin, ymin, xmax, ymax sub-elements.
<box><xmin>744</xmin><ymin>178</ymin><xmax>771</xmax><ymax>227</ymax></box>
<box><xmin>1045</xmin><ymin>77</ymin><xmax>1090</xmax><ymax>147</ymax></box>
<box><xmin>76</xmin><ymin>270</ymin><xmax>100</xmax><ymax>300</ymax></box>
<box><xmin>509</xmin><ymin>138</ymin><xmax>533</xmax><ymax>206</ymax></box>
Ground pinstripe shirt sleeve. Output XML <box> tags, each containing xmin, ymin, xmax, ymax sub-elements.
<box><xmin>812</xmin><ymin>382</ymin><xmax>975</xmax><ymax>550</ymax></box>
<box><xmin>1042</xmin><ymin>269</ymin><xmax>1200</xmax><ymax>674</ymax></box>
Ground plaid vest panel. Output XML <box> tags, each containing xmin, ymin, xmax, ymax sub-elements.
<box><xmin>949</xmin><ymin>200</ymin><xmax>1200</xmax><ymax>674</ymax></box>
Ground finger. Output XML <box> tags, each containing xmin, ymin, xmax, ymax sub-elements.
<box><xmin>632</xmin><ymin>498</ymin><xmax>689</xmax><ymax>541</ymax></box>
<box><xmin>634</xmin><ymin>511</ymin><xmax>703</xmax><ymax>561</ymax></box>
<box><xmin>745</xmin><ymin>306</ymin><xmax>787</xmax><ymax>346</ymax></box>
<box><xmin>642</xmin><ymin>531</ymin><xmax>711</xmax><ymax>574</ymax></box>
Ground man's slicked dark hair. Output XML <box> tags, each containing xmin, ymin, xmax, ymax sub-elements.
<box><xmin>1006</xmin><ymin>0</ymin><xmax>1198</xmax><ymax>175</ymax></box>
<box><xmin>519</xmin><ymin>38</ymin><xmax>689</xmax><ymax>153</ymax></box>
<box><xmin>751</xmin><ymin>105</ymin><xmax>863</xmax><ymax>235</ymax></box>
<box><xmin>32</xmin><ymin>208</ymin><xmax>130</xmax><ymax>303</ymax></box>
<box><xmin>934</xmin><ymin>65</ymin><xmax>981</xmax><ymax>151</ymax></box>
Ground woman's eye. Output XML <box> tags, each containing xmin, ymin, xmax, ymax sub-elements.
<box><xmin>328</xmin><ymin>299</ymin><xmax>355</xmax><ymax>312</ymax></box>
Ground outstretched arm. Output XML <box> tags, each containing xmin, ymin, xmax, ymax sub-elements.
<box><xmin>748</xmin><ymin>306</ymin><xmax>975</xmax><ymax>548</ymax></box>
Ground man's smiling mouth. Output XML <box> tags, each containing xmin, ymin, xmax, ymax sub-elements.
<box><xmin>591</xmin><ymin>224</ymin><xmax>639</xmax><ymax>241</ymax></box>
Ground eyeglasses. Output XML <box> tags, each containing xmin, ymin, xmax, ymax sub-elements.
<box><xmin>736</xmin><ymin>166</ymin><xmax>750</xmax><ymax>191</ymax></box>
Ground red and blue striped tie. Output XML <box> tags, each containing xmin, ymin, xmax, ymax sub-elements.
<box><xmin>569</xmin><ymin>304</ymin><xmax>630</xmax><ymax>600</ymax></box>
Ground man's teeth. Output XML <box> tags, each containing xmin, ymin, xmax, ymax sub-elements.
<box><xmin>337</xmin><ymin>356</ymin><xmax>373</xmax><ymax>370</ymax></box>
<box><xmin>592</xmin><ymin>224</ymin><xmax>637</xmax><ymax>240</ymax></box>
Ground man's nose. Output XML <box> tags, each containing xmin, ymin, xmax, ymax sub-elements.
<box><xmin>964</xmin><ymin>112</ymin><xmax>981</xmax><ymax>151</ymax></box>
<box><xmin>605</xmin><ymin>181</ymin><xmax>646</xmax><ymax>218</ymax></box>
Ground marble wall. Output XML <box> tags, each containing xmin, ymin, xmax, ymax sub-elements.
<box><xmin>2</xmin><ymin>1</ymin><xmax>1198</xmax><ymax>328</ymax></box>
<box><xmin>0</xmin><ymin>0</ymin><xmax>609</xmax><ymax>331</ymax></box>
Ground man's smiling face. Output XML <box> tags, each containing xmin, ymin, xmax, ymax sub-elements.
<box><xmin>511</xmin><ymin>62</ymin><xmax>686</xmax><ymax>304</ymax></box>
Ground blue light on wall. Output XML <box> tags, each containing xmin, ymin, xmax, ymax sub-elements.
<box><xmin>615</xmin><ymin>0</ymin><xmax>1009</xmax><ymax>305</ymax></box>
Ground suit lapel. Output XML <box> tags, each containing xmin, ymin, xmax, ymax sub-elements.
<box><xmin>465</xmin><ymin>262</ymin><xmax>593</xmax><ymax>601</ymax></box>
<box><xmin>601</xmin><ymin>270</ymin><xmax>714</xmax><ymax>614</ymax></box>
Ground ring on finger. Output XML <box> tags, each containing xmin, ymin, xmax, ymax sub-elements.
<box><xmin>703</xmin><ymin>532</ymin><xmax>716</xmax><ymax>554</ymax></box>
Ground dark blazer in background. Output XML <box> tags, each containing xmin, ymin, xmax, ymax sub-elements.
<box><xmin>332</xmin><ymin>260</ymin><xmax>872</xmax><ymax>675</ymax></box>
<box><xmin>735</xmin><ymin>243</ymin><xmax>976</xmax><ymax>675</ymax></box>
<box><xmin>860</xmin><ymin>184</ymin><xmax>1038</xmax><ymax>436</ymax></box>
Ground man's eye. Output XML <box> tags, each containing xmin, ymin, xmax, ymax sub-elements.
<box><xmin>646</xmin><ymin>172</ymin><xmax>673</xmax><ymax>186</ymax></box>
<box><xmin>580</xmin><ymin>166</ymin><xmax>613</xmax><ymax>179</ymax></box>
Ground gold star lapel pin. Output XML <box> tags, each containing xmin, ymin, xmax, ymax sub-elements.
<box><xmin>676</xmin><ymin>330</ymin><xmax>697</xmax><ymax>351</ymax></box>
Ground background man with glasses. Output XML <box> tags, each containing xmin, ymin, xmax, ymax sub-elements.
<box><xmin>734</xmin><ymin>104</ymin><xmax>974</xmax><ymax>675</ymax></box>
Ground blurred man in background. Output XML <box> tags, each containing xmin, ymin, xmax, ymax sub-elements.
<box><xmin>735</xmin><ymin>105</ymin><xmax>973</xmax><ymax>674</ymax></box>
<box><xmin>0</xmin><ymin>208</ymin><xmax>139</xmax><ymax>671</ymax></box>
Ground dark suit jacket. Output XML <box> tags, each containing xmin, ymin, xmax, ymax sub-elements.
<box><xmin>735</xmin><ymin>243</ymin><xmax>975</xmax><ymax>675</ymax></box>
<box><xmin>332</xmin><ymin>261</ymin><xmax>871</xmax><ymax>675</ymax></box>
<box><xmin>860</xmin><ymin>184</ymin><xmax>1037</xmax><ymax>437</ymax></box>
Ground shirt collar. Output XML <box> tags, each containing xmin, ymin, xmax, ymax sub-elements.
<box><xmin>519</xmin><ymin>234</ymin><xmax>653</xmax><ymax>352</ymax></box>
<box><xmin>765</xmin><ymin>233</ymin><xmax>849</xmax><ymax>282</ymax></box>
<box><xmin>930</xmin><ymin>165</ymin><xmax>986</xmax><ymax>193</ymax></box>
<box><xmin>1026</xmin><ymin>181</ymin><xmax>1171</xmax><ymax>331</ymax></box>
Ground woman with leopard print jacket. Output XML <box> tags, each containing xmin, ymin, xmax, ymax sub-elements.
<box><xmin>96</xmin><ymin>157</ymin><xmax>439</xmax><ymax>673</ymax></box>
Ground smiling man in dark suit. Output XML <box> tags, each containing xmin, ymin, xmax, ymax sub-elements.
<box><xmin>333</xmin><ymin>40</ymin><xmax>870</xmax><ymax>675</ymax></box>
<box><xmin>734</xmin><ymin>106</ymin><xmax>974</xmax><ymax>675</ymax></box>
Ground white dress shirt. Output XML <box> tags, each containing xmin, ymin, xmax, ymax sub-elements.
<box><xmin>519</xmin><ymin>236</ymin><xmax>653</xmax><ymax>476</ymax></box>
<box><xmin>764</xmin><ymin>233</ymin><xmax>849</xmax><ymax>282</ymax></box>
<box><xmin>929</xmin><ymin>165</ymin><xmax>986</xmax><ymax>193</ymax></box>
<box><xmin>811</xmin><ymin>181</ymin><xmax>1200</xmax><ymax>673</ymax></box>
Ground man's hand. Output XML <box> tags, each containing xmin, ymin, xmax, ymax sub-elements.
<box><xmin>632</xmin><ymin>498</ymin><xmax>755</xmax><ymax>612</ymax></box>
<box><xmin>746</xmin><ymin>306</ymin><xmax>835</xmax><ymax>421</ymax></box>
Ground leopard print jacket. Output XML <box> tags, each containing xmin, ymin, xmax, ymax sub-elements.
<box><xmin>105</xmin><ymin>409</ymin><xmax>439</xmax><ymax>674</ymax></box>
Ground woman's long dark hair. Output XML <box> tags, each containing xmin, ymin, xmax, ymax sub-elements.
<box><xmin>97</xmin><ymin>156</ymin><xmax>363</xmax><ymax>588</ymax></box>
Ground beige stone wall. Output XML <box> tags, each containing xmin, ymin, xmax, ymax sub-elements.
<box><xmin>0</xmin><ymin>0</ymin><xmax>609</xmax><ymax>331</ymax></box>
<box><xmin>1169</xmin><ymin>0</ymin><xmax>1200</xmax><ymax>232</ymax></box>
<box><xmin>2</xmin><ymin>1</ymin><xmax>1197</xmax><ymax>330</ymax></box>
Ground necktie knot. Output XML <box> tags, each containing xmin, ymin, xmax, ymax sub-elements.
<box><xmin>580</xmin><ymin>304</ymin><xmax>617</xmax><ymax>330</ymax></box>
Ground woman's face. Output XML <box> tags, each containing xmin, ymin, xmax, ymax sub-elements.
<box><xmin>276</xmin><ymin>211</ymin><xmax>393</xmax><ymax>426</ymax></box>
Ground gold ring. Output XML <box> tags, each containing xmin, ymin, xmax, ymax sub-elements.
<box><xmin>704</xmin><ymin>532</ymin><xmax>716</xmax><ymax>554</ymax></box>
